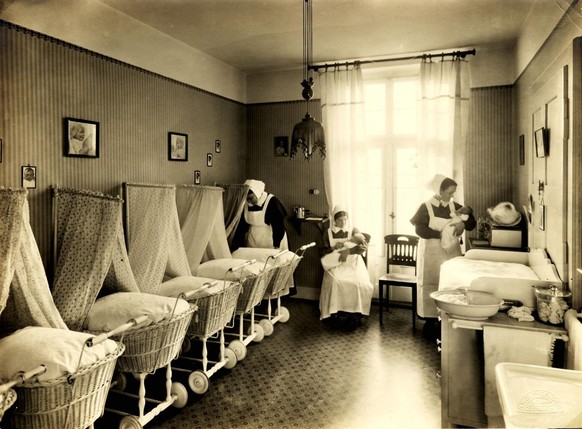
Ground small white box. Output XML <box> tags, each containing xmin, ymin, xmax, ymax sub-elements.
<box><xmin>490</xmin><ymin>228</ymin><xmax>522</xmax><ymax>248</ymax></box>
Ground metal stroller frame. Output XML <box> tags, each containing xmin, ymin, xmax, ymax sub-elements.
<box><xmin>102</xmin><ymin>297</ymin><xmax>196</xmax><ymax>429</ymax></box>
<box><xmin>254</xmin><ymin>242</ymin><xmax>315</xmax><ymax>332</ymax></box>
<box><xmin>220</xmin><ymin>259</ymin><xmax>278</xmax><ymax>362</ymax></box>
<box><xmin>170</xmin><ymin>277</ymin><xmax>242</xmax><ymax>395</ymax></box>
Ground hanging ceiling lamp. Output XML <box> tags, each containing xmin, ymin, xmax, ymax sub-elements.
<box><xmin>290</xmin><ymin>0</ymin><xmax>326</xmax><ymax>160</ymax></box>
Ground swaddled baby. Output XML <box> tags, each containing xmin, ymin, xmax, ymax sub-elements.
<box><xmin>441</xmin><ymin>206</ymin><xmax>472</xmax><ymax>251</ymax></box>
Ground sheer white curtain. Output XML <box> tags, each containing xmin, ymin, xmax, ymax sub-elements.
<box><xmin>417</xmin><ymin>58</ymin><xmax>470</xmax><ymax>201</ymax></box>
<box><xmin>320</xmin><ymin>65</ymin><xmax>382</xmax><ymax>284</ymax></box>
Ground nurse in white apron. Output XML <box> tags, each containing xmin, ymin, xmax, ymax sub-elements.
<box><xmin>410</xmin><ymin>174</ymin><xmax>476</xmax><ymax>322</ymax></box>
<box><xmin>319</xmin><ymin>207</ymin><xmax>373</xmax><ymax>322</ymax></box>
<box><xmin>241</xmin><ymin>179</ymin><xmax>289</xmax><ymax>250</ymax></box>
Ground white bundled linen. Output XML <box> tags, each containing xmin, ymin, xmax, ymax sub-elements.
<box><xmin>0</xmin><ymin>327</ymin><xmax>118</xmax><ymax>382</ymax></box>
<box><xmin>232</xmin><ymin>247</ymin><xmax>296</xmax><ymax>266</ymax></box>
<box><xmin>438</xmin><ymin>256</ymin><xmax>539</xmax><ymax>291</ymax></box>
<box><xmin>84</xmin><ymin>292</ymin><xmax>191</xmax><ymax>332</ymax></box>
<box><xmin>159</xmin><ymin>276</ymin><xmax>232</xmax><ymax>299</ymax></box>
<box><xmin>194</xmin><ymin>258</ymin><xmax>263</xmax><ymax>281</ymax></box>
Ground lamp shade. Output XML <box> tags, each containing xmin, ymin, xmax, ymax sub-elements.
<box><xmin>291</xmin><ymin>113</ymin><xmax>326</xmax><ymax>160</ymax></box>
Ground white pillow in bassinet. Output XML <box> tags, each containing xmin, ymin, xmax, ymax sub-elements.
<box><xmin>232</xmin><ymin>248</ymin><xmax>296</xmax><ymax>266</ymax></box>
<box><xmin>194</xmin><ymin>258</ymin><xmax>263</xmax><ymax>280</ymax></box>
<box><xmin>84</xmin><ymin>292</ymin><xmax>191</xmax><ymax>332</ymax></box>
<box><xmin>158</xmin><ymin>275</ymin><xmax>230</xmax><ymax>299</ymax></box>
<box><xmin>0</xmin><ymin>326</ymin><xmax>118</xmax><ymax>382</ymax></box>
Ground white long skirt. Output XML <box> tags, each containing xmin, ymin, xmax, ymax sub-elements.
<box><xmin>319</xmin><ymin>254</ymin><xmax>373</xmax><ymax>320</ymax></box>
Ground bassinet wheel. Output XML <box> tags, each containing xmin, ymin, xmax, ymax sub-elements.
<box><xmin>181</xmin><ymin>336</ymin><xmax>191</xmax><ymax>354</ymax></box>
<box><xmin>258</xmin><ymin>319</ymin><xmax>274</xmax><ymax>336</ymax></box>
<box><xmin>112</xmin><ymin>371</ymin><xmax>127</xmax><ymax>391</ymax></box>
<box><xmin>276</xmin><ymin>306</ymin><xmax>290</xmax><ymax>323</ymax></box>
<box><xmin>119</xmin><ymin>415</ymin><xmax>143</xmax><ymax>429</ymax></box>
<box><xmin>228</xmin><ymin>339</ymin><xmax>247</xmax><ymax>361</ymax></box>
<box><xmin>224</xmin><ymin>347</ymin><xmax>237</xmax><ymax>369</ymax></box>
<box><xmin>188</xmin><ymin>370</ymin><xmax>209</xmax><ymax>394</ymax></box>
<box><xmin>171</xmin><ymin>381</ymin><xmax>189</xmax><ymax>408</ymax></box>
<box><xmin>250</xmin><ymin>323</ymin><xmax>264</xmax><ymax>343</ymax></box>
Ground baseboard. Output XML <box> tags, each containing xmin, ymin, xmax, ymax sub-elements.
<box><xmin>293</xmin><ymin>286</ymin><xmax>320</xmax><ymax>301</ymax></box>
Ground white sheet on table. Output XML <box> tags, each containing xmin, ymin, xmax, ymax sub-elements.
<box><xmin>438</xmin><ymin>256</ymin><xmax>539</xmax><ymax>291</ymax></box>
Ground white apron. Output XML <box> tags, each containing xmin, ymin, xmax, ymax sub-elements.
<box><xmin>244</xmin><ymin>194</ymin><xmax>288</xmax><ymax>250</ymax></box>
<box><xmin>319</xmin><ymin>228</ymin><xmax>373</xmax><ymax>320</ymax></box>
<box><xmin>416</xmin><ymin>200</ymin><xmax>462</xmax><ymax>318</ymax></box>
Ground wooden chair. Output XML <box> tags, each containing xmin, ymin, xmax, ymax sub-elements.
<box><xmin>378</xmin><ymin>234</ymin><xmax>419</xmax><ymax>331</ymax></box>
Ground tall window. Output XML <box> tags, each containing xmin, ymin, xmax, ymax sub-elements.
<box><xmin>363</xmin><ymin>66</ymin><xmax>420</xmax><ymax>246</ymax></box>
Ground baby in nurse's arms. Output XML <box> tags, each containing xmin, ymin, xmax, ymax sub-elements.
<box><xmin>441</xmin><ymin>206</ymin><xmax>473</xmax><ymax>251</ymax></box>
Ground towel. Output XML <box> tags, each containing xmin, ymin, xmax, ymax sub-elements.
<box><xmin>565</xmin><ymin>309</ymin><xmax>582</xmax><ymax>370</ymax></box>
<box><xmin>483</xmin><ymin>325</ymin><xmax>555</xmax><ymax>418</ymax></box>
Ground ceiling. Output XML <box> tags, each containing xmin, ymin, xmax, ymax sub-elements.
<box><xmin>98</xmin><ymin>0</ymin><xmax>541</xmax><ymax>74</ymax></box>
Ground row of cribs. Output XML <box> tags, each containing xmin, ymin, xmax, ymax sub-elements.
<box><xmin>0</xmin><ymin>184</ymin><xmax>312</xmax><ymax>429</ymax></box>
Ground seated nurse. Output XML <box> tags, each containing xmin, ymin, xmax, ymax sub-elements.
<box><xmin>410</xmin><ymin>174</ymin><xmax>476</xmax><ymax>324</ymax></box>
<box><xmin>319</xmin><ymin>206</ymin><xmax>373</xmax><ymax>322</ymax></box>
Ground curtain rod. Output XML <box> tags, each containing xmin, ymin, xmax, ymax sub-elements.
<box><xmin>308</xmin><ymin>48</ymin><xmax>476</xmax><ymax>71</ymax></box>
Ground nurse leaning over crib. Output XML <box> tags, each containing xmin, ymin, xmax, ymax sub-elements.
<box><xmin>410</xmin><ymin>174</ymin><xmax>476</xmax><ymax>337</ymax></box>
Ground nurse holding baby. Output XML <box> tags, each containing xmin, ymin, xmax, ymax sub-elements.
<box><xmin>410</xmin><ymin>174</ymin><xmax>476</xmax><ymax>334</ymax></box>
<box><xmin>319</xmin><ymin>206</ymin><xmax>373</xmax><ymax>322</ymax></box>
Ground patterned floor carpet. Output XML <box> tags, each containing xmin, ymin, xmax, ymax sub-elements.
<box><xmin>96</xmin><ymin>299</ymin><xmax>441</xmax><ymax>429</ymax></box>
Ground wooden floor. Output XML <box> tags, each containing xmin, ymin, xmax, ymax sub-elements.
<box><xmin>96</xmin><ymin>299</ymin><xmax>442</xmax><ymax>429</ymax></box>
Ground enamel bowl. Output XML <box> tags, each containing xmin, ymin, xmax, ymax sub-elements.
<box><xmin>430</xmin><ymin>289</ymin><xmax>503</xmax><ymax>320</ymax></box>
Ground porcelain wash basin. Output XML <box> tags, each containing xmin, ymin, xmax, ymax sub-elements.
<box><xmin>495</xmin><ymin>362</ymin><xmax>582</xmax><ymax>428</ymax></box>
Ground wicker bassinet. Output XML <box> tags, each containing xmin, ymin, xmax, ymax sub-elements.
<box><xmin>8</xmin><ymin>343</ymin><xmax>125</xmax><ymax>429</ymax></box>
<box><xmin>112</xmin><ymin>305</ymin><xmax>196</xmax><ymax>374</ymax></box>
<box><xmin>188</xmin><ymin>282</ymin><xmax>242</xmax><ymax>339</ymax></box>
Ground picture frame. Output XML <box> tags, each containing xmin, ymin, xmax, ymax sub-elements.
<box><xmin>518</xmin><ymin>134</ymin><xmax>525</xmax><ymax>165</ymax></box>
<box><xmin>194</xmin><ymin>170</ymin><xmax>201</xmax><ymax>184</ymax></box>
<box><xmin>215</xmin><ymin>139</ymin><xmax>221</xmax><ymax>153</ymax></box>
<box><xmin>168</xmin><ymin>132</ymin><xmax>188</xmax><ymax>161</ymax></box>
<box><xmin>207</xmin><ymin>153</ymin><xmax>213</xmax><ymax>167</ymax></box>
<box><xmin>21</xmin><ymin>165</ymin><xmax>36</xmax><ymax>189</ymax></box>
<box><xmin>274</xmin><ymin>136</ymin><xmax>289</xmax><ymax>157</ymax></box>
<box><xmin>64</xmin><ymin>117</ymin><xmax>99</xmax><ymax>158</ymax></box>
<box><xmin>534</xmin><ymin>127</ymin><xmax>547</xmax><ymax>158</ymax></box>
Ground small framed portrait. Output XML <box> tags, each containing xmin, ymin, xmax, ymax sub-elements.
<box><xmin>215</xmin><ymin>139</ymin><xmax>221</xmax><ymax>153</ymax></box>
<box><xmin>21</xmin><ymin>165</ymin><xmax>37</xmax><ymax>189</ymax></box>
<box><xmin>64</xmin><ymin>118</ymin><xmax>99</xmax><ymax>158</ymax></box>
<box><xmin>194</xmin><ymin>170</ymin><xmax>201</xmax><ymax>184</ymax></box>
<box><xmin>207</xmin><ymin>153</ymin><xmax>213</xmax><ymax>167</ymax></box>
<box><xmin>168</xmin><ymin>132</ymin><xmax>188</xmax><ymax>161</ymax></box>
<box><xmin>534</xmin><ymin>127</ymin><xmax>548</xmax><ymax>158</ymax></box>
<box><xmin>274</xmin><ymin>136</ymin><xmax>289</xmax><ymax>157</ymax></box>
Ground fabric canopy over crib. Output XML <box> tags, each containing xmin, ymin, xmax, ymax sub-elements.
<box><xmin>0</xmin><ymin>187</ymin><xmax>67</xmax><ymax>329</ymax></box>
<box><xmin>216</xmin><ymin>183</ymin><xmax>249</xmax><ymax>248</ymax></box>
<box><xmin>51</xmin><ymin>186</ymin><xmax>140</xmax><ymax>331</ymax></box>
<box><xmin>124</xmin><ymin>183</ymin><xmax>192</xmax><ymax>294</ymax></box>
<box><xmin>175</xmin><ymin>184</ymin><xmax>232</xmax><ymax>271</ymax></box>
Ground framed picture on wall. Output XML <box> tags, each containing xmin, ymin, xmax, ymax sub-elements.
<box><xmin>215</xmin><ymin>139</ymin><xmax>221</xmax><ymax>153</ymax></box>
<box><xmin>21</xmin><ymin>165</ymin><xmax>37</xmax><ymax>189</ymax></box>
<box><xmin>534</xmin><ymin>127</ymin><xmax>547</xmax><ymax>158</ymax></box>
<box><xmin>194</xmin><ymin>170</ymin><xmax>201</xmax><ymax>184</ymax></box>
<box><xmin>207</xmin><ymin>153</ymin><xmax>213</xmax><ymax>167</ymax></box>
<box><xmin>64</xmin><ymin>117</ymin><xmax>99</xmax><ymax>158</ymax></box>
<box><xmin>274</xmin><ymin>136</ymin><xmax>289</xmax><ymax>157</ymax></box>
<box><xmin>168</xmin><ymin>132</ymin><xmax>188</xmax><ymax>161</ymax></box>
